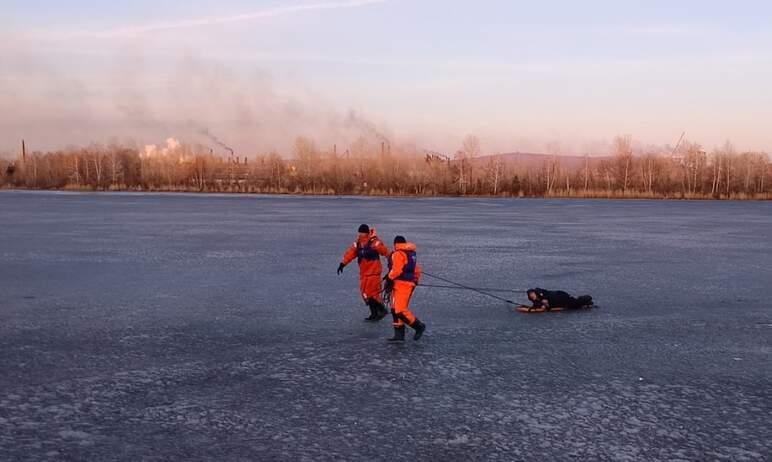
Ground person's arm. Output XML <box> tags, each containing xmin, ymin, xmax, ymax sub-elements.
<box><xmin>535</xmin><ymin>289</ymin><xmax>550</xmax><ymax>308</ymax></box>
<box><xmin>530</xmin><ymin>297</ymin><xmax>549</xmax><ymax>309</ymax></box>
<box><xmin>387</xmin><ymin>251</ymin><xmax>406</xmax><ymax>281</ymax></box>
<box><xmin>341</xmin><ymin>243</ymin><xmax>357</xmax><ymax>266</ymax></box>
<box><xmin>373</xmin><ymin>239</ymin><xmax>390</xmax><ymax>257</ymax></box>
<box><xmin>338</xmin><ymin>243</ymin><xmax>357</xmax><ymax>274</ymax></box>
<box><xmin>414</xmin><ymin>261</ymin><xmax>422</xmax><ymax>285</ymax></box>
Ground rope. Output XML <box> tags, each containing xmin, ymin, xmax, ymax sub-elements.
<box><xmin>418</xmin><ymin>283</ymin><xmax>527</xmax><ymax>293</ymax></box>
<box><xmin>422</xmin><ymin>272</ymin><xmax>519</xmax><ymax>305</ymax></box>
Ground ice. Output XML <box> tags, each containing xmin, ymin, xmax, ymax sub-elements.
<box><xmin>0</xmin><ymin>191</ymin><xmax>770</xmax><ymax>460</ymax></box>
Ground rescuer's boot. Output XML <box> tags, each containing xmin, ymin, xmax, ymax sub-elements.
<box><xmin>373</xmin><ymin>301</ymin><xmax>389</xmax><ymax>321</ymax></box>
<box><xmin>364</xmin><ymin>301</ymin><xmax>378</xmax><ymax>322</ymax></box>
<box><xmin>411</xmin><ymin>319</ymin><xmax>426</xmax><ymax>341</ymax></box>
<box><xmin>387</xmin><ymin>326</ymin><xmax>406</xmax><ymax>342</ymax></box>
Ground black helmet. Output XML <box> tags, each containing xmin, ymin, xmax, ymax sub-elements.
<box><xmin>394</xmin><ymin>235</ymin><xmax>406</xmax><ymax>244</ymax></box>
<box><xmin>358</xmin><ymin>224</ymin><xmax>370</xmax><ymax>233</ymax></box>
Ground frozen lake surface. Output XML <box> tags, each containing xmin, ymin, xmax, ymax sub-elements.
<box><xmin>1</xmin><ymin>191</ymin><xmax>770</xmax><ymax>461</ymax></box>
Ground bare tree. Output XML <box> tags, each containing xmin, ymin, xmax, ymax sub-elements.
<box><xmin>92</xmin><ymin>149</ymin><xmax>103</xmax><ymax>188</ymax></box>
<box><xmin>723</xmin><ymin>142</ymin><xmax>736</xmax><ymax>197</ymax></box>
<box><xmin>458</xmin><ymin>135</ymin><xmax>481</xmax><ymax>194</ymax></box>
<box><xmin>293</xmin><ymin>137</ymin><xmax>319</xmax><ymax>192</ymax></box>
<box><xmin>640</xmin><ymin>153</ymin><xmax>656</xmax><ymax>194</ymax></box>
<box><xmin>484</xmin><ymin>156</ymin><xmax>504</xmax><ymax>195</ymax></box>
<box><xmin>109</xmin><ymin>148</ymin><xmax>123</xmax><ymax>187</ymax></box>
<box><xmin>710</xmin><ymin>150</ymin><xmax>722</xmax><ymax>197</ymax></box>
<box><xmin>583</xmin><ymin>154</ymin><xmax>590</xmax><ymax>192</ymax></box>
<box><xmin>4</xmin><ymin>135</ymin><xmax>769</xmax><ymax>199</ymax></box>
<box><xmin>612</xmin><ymin>135</ymin><xmax>634</xmax><ymax>193</ymax></box>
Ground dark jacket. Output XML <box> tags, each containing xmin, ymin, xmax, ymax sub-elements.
<box><xmin>531</xmin><ymin>288</ymin><xmax>592</xmax><ymax>310</ymax></box>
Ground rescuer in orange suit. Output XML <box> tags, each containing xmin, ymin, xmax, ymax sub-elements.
<box><xmin>338</xmin><ymin>224</ymin><xmax>390</xmax><ymax>321</ymax></box>
<box><xmin>384</xmin><ymin>235</ymin><xmax>426</xmax><ymax>342</ymax></box>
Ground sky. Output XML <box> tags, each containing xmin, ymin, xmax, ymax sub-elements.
<box><xmin>2</xmin><ymin>0</ymin><xmax>772</xmax><ymax>156</ymax></box>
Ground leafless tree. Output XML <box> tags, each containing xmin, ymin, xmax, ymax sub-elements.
<box><xmin>612</xmin><ymin>135</ymin><xmax>634</xmax><ymax>193</ymax></box>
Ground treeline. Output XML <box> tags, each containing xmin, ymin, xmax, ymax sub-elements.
<box><xmin>1</xmin><ymin>135</ymin><xmax>770</xmax><ymax>199</ymax></box>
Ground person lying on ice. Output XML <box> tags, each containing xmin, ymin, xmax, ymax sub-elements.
<box><xmin>526</xmin><ymin>288</ymin><xmax>593</xmax><ymax>311</ymax></box>
<box><xmin>338</xmin><ymin>224</ymin><xmax>390</xmax><ymax>322</ymax></box>
<box><xmin>384</xmin><ymin>236</ymin><xmax>426</xmax><ymax>342</ymax></box>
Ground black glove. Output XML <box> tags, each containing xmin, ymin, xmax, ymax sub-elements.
<box><xmin>337</xmin><ymin>263</ymin><xmax>345</xmax><ymax>275</ymax></box>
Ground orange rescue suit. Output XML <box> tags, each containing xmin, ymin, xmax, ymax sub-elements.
<box><xmin>341</xmin><ymin>231</ymin><xmax>390</xmax><ymax>303</ymax></box>
<box><xmin>386</xmin><ymin>242</ymin><xmax>421</xmax><ymax>328</ymax></box>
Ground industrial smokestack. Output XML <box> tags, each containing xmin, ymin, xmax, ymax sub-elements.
<box><xmin>21</xmin><ymin>139</ymin><xmax>26</xmax><ymax>163</ymax></box>
<box><xmin>199</xmin><ymin>129</ymin><xmax>235</xmax><ymax>157</ymax></box>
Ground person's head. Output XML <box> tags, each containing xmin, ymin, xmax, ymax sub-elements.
<box><xmin>394</xmin><ymin>235</ymin><xmax>406</xmax><ymax>245</ymax></box>
<box><xmin>357</xmin><ymin>224</ymin><xmax>370</xmax><ymax>236</ymax></box>
<box><xmin>527</xmin><ymin>289</ymin><xmax>538</xmax><ymax>302</ymax></box>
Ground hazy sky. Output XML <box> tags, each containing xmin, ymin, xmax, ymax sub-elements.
<box><xmin>2</xmin><ymin>0</ymin><xmax>772</xmax><ymax>155</ymax></box>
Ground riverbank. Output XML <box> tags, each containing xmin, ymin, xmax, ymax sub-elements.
<box><xmin>1</xmin><ymin>185</ymin><xmax>770</xmax><ymax>201</ymax></box>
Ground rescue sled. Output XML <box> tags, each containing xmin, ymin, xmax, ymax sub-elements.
<box><xmin>515</xmin><ymin>304</ymin><xmax>593</xmax><ymax>313</ymax></box>
<box><xmin>515</xmin><ymin>305</ymin><xmax>565</xmax><ymax>313</ymax></box>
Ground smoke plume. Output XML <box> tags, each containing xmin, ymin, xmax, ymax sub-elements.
<box><xmin>0</xmin><ymin>48</ymin><xmax>394</xmax><ymax>157</ymax></box>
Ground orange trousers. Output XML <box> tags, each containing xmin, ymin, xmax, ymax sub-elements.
<box><xmin>359</xmin><ymin>275</ymin><xmax>383</xmax><ymax>304</ymax></box>
<box><xmin>391</xmin><ymin>281</ymin><xmax>416</xmax><ymax>328</ymax></box>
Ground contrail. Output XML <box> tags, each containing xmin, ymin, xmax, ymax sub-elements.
<box><xmin>57</xmin><ymin>0</ymin><xmax>387</xmax><ymax>39</ymax></box>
